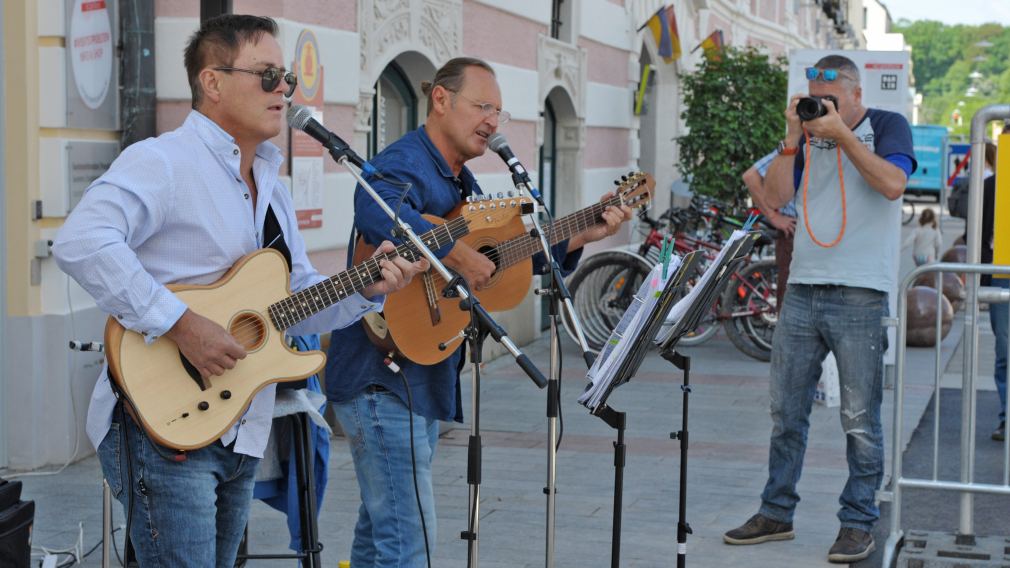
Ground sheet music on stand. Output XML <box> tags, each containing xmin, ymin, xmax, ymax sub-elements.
<box><xmin>578</xmin><ymin>252</ymin><xmax>700</xmax><ymax>412</ymax></box>
<box><xmin>578</xmin><ymin>231</ymin><xmax>760</xmax><ymax>413</ymax></box>
<box><xmin>655</xmin><ymin>229</ymin><xmax>752</xmax><ymax>346</ymax></box>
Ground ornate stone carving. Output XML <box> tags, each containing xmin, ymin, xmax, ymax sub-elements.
<box><xmin>355</xmin><ymin>90</ymin><xmax>375</xmax><ymax>133</ymax></box>
<box><xmin>537</xmin><ymin>35</ymin><xmax>588</xmax><ymax>119</ymax></box>
<box><xmin>358</xmin><ymin>0</ymin><xmax>461</xmax><ymax>82</ymax></box>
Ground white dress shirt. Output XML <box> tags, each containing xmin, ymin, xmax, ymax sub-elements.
<box><xmin>53</xmin><ymin>110</ymin><xmax>380</xmax><ymax>458</ymax></box>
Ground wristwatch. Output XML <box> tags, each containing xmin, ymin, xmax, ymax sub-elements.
<box><xmin>777</xmin><ymin>139</ymin><xmax>799</xmax><ymax>156</ymax></box>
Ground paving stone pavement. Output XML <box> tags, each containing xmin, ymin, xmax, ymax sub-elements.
<box><xmin>16</xmin><ymin>205</ymin><xmax>991</xmax><ymax>567</ymax></box>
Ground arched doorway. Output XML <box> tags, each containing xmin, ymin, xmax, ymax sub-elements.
<box><xmin>539</xmin><ymin>87</ymin><xmax>581</xmax><ymax>328</ymax></box>
<box><xmin>364</xmin><ymin>51</ymin><xmax>437</xmax><ymax>158</ymax></box>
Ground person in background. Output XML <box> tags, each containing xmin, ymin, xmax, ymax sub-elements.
<box><xmin>743</xmin><ymin>150</ymin><xmax>797</xmax><ymax>312</ymax></box>
<box><xmin>904</xmin><ymin>208</ymin><xmax>942</xmax><ymax>266</ymax></box>
<box><xmin>981</xmin><ymin>138</ymin><xmax>1006</xmax><ymax>441</ymax></box>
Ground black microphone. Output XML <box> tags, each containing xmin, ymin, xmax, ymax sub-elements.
<box><xmin>487</xmin><ymin>133</ymin><xmax>544</xmax><ymax>204</ymax></box>
<box><xmin>286</xmin><ymin>104</ymin><xmax>379</xmax><ymax>176</ymax></box>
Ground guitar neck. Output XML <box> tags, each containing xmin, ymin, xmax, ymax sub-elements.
<box><xmin>268</xmin><ymin>217</ymin><xmax>469</xmax><ymax>331</ymax></box>
<box><xmin>492</xmin><ymin>195</ymin><xmax>623</xmax><ymax>270</ymax></box>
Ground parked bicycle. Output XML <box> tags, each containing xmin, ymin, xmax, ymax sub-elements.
<box><xmin>562</xmin><ymin>199</ymin><xmax>780</xmax><ymax>361</ymax></box>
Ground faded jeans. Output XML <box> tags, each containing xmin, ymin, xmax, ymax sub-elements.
<box><xmin>990</xmin><ymin>278</ymin><xmax>1008</xmax><ymax>422</ymax></box>
<box><xmin>97</xmin><ymin>407</ymin><xmax>259</xmax><ymax>567</ymax></box>
<box><xmin>759</xmin><ymin>284</ymin><xmax>887</xmax><ymax>531</ymax></box>
<box><xmin>332</xmin><ymin>387</ymin><xmax>439</xmax><ymax>568</ymax></box>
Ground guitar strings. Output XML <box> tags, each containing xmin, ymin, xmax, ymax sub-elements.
<box><xmin>219</xmin><ymin>216</ymin><xmax>475</xmax><ymax>343</ymax></box>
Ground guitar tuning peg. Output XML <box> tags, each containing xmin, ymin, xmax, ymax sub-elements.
<box><xmin>613</xmin><ymin>180</ymin><xmax>620</xmax><ymax>186</ymax></box>
<box><xmin>621</xmin><ymin>175</ymin><xmax>628</xmax><ymax>181</ymax></box>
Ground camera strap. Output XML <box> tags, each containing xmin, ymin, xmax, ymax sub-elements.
<box><xmin>800</xmin><ymin>126</ymin><xmax>847</xmax><ymax>248</ymax></box>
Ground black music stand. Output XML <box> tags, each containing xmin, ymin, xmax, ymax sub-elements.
<box><xmin>585</xmin><ymin>233</ymin><xmax>759</xmax><ymax>568</ymax></box>
<box><xmin>656</xmin><ymin>233</ymin><xmax>758</xmax><ymax>568</ymax></box>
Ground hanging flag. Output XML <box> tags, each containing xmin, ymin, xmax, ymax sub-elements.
<box><xmin>637</xmin><ymin>5</ymin><xmax>682</xmax><ymax>63</ymax></box>
<box><xmin>692</xmin><ymin>30</ymin><xmax>725</xmax><ymax>63</ymax></box>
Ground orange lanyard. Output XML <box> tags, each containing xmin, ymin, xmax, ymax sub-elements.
<box><xmin>800</xmin><ymin>128</ymin><xmax>847</xmax><ymax>248</ymax></box>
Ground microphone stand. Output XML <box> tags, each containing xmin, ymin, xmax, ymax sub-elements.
<box><xmin>511</xmin><ymin>174</ymin><xmax>595</xmax><ymax>568</ymax></box>
<box><xmin>333</xmin><ymin>151</ymin><xmax>548</xmax><ymax>568</ymax></box>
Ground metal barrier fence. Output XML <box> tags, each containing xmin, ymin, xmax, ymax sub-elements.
<box><xmin>881</xmin><ymin>103</ymin><xmax>1010</xmax><ymax>567</ymax></box>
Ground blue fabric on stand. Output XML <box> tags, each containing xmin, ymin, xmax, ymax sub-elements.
<box><xmin>253</xmin><ymin>334</ymin><xmax>330</xmax><ymax>551</ymax></box>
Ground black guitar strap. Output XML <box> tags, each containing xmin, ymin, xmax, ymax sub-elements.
<box><xmin>263</xmin><ymin>204</ymin><xmax>293</xmax><ymax>273</ymax></box>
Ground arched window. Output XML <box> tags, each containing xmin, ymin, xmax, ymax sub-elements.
<box><xmin>368</xmin><ymin>62</ymin><xmax>418</xmax><ymax>158</ymax></box>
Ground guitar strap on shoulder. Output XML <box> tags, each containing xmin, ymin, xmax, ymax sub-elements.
<box><xmin>263</xmin><ymin>204</ymin><xmax>293</xmax><ymax>273</ymax></box>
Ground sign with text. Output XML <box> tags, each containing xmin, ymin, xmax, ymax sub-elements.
<box><xmin>289</xmin><ymin>29</ymin><xmax>325</xmax><ymax>229</ymax></box>
<box><xmin>787</xmin><ymin>49</ymin><xmax>912</xmax><ymax>120</ymax></box>
<box><xmin>66</xmin><ymin>0</ymin><xmax>119</xmax><ymax>129</ymax></box>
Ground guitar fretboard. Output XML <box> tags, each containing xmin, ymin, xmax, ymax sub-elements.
<box><xmin>267</xmin><ymin>216</ymin><xmax>469</xmax><ymax>331</ymax></box>
<box><xmin>490</xmin><ymin>195</ymin><xmax>624</xmax><ymax>270</ymax></box>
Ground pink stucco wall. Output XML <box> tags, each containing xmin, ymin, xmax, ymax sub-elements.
<box><xmin>467</xmin><ymin>120</ymin><xmax>537</xmax><ymax>175</ymax></box>
<box><xmin>155</xmin><ymin>1</ymin><xmax>356</xmax><ymax>31</ymax></box>
<box><xmin>584</xmin><ymin>127</ymin><xmax>629</xmax><ymax>170</ymax></box>
<box><xmin>463</xmin><ymin>2</ymin><xmax>546</xmax><ymax>70</ymax></box>
<box><xmin>156</xmin><ymin>0</ymin><xmax>197</xmax><ymax>18</ymax></box>
<box><xmin>581</xmin><ymin>38</ymin><xmax>630</xmax><ymax>88</ymax></box>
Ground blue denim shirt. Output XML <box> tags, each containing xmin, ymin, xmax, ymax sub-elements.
<box><xmin>326</xmin><ymin>126</ymin><xmax>581</xmax><ymax>422</ymax></box>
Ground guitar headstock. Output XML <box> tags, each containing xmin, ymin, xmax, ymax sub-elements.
<box><xmin>459</xmin><ymin>195</ymin><xmax>536</xmax><ymax>230</ymax></box>
<box><xmin>614</xmin><ymin>171</ymin><xmax>655</xmax><ymax>210</ymax></box>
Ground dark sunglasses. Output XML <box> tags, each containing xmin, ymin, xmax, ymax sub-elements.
<box><xmin>805</xmin><ymin>67</ymin><xmax>855</xmax><ymax>83</ymax></box>
<box><xmin>214</xmin><ymin>66</ymin><xmax>297</xmax><ymax>97</ymax></box>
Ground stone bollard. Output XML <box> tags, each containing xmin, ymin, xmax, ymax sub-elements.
<box><xmin>941</xmin><ymin>245</ymin><xmax>967</xmax><ymax>284</ymax></box>
<box><xmin>905</xmin><ymin>286</ymin><xmax>954</xmax><ymax>347</ymax></box>
<box><xmin>914</xmin><ymin>272</ymin><xmax>966</xmax><ymax>312</ymax></box>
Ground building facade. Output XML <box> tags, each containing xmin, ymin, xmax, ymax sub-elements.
<box><xmin>2</xmin><ymin>0</ymin><xmax>853</xmax><ymax>469</ymax></box>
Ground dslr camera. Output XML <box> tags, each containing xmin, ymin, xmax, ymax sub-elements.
<box><xmin>796</xmin><ymin>95</ymin><xmax>839</xmax><ymax>121</ymax></box>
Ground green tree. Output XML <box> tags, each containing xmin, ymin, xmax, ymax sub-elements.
<box><xmin>678</xmin><ymin>47</ymin><xmax>787</xmax><ymax>207</ymax></box>
<box><xmin>895</xmin><ymin>19</ymin><xmax>1010</xmax><ymax>136</ymax></box>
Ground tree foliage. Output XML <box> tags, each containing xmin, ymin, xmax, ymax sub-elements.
<box><xmin>678</xmin><ymin>47</ymin><xmax>787</xmax><ymax>206</ymax></box>
<box><xmin>895</xmin><ymin>19</ymin><xmax>1010</xmax><ymax>136</ymax></box>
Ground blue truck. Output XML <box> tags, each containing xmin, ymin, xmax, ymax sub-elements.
<box><xmin>906</xmin><ymin>124</ymin><xmax>949</xmax><ymax>201</ymax></box>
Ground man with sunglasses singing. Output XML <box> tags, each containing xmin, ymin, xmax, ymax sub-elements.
<box><xmin>53</xmin><ymin>15</ymin><xmax>424</xmax><ymax>567</ymax></box>
<box><xmin>326</xmin><ymin>57</ymin><xmax>632</xmax><ymax>566</ymax></box>
<box><xmin>723</xmin><ymin>54</ymin><xmax>915</xmax><ymax>563</ymax></box>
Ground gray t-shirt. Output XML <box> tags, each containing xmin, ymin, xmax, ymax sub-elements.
<box><xmin>789</xmin><ymin>108</ymin><xmax>916</xmax><ymax>292</ymax></box>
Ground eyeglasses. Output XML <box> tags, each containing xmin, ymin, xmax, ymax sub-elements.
<box><xmin>214</xmin><ymin>66</ymin><xmax>298</xmax><ymax>97</ymax></box>
<box><xmin>805</xmin><ymin>67</ymin><xmax>855</xmax><ymax>83</ymax></box>
<box><xmin>452</xmin><ymin>92</ymin><xmax>511</xmax><ymax>124</ymax></box>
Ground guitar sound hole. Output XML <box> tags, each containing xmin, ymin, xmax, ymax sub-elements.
<box><xmin>476</xmin><ymin>245</ymin><xmax>500</xmax><ymax>282</ymax></box>
<box><xmin>230</xmin><ymin>312</ymin><xmax>267</xmax><ymax>351</ymax></box>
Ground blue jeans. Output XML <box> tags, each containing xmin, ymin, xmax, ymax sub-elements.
<box><xmin>97</xmin><ymin>408</ymin><xmax>259</xmax><ymax>567</ymax></box>
<box><xmin>759</xmin><ymin>284</ymin><xmax>887</xmax><ymax>531</ymax></box>
<box><xmin>332</xmin><ymin>387</ymin><xmax>439</xmax><ymax>568</ymax></box>
<box><xmin>990</xmin><ymin>278</ymin><xmax>1009</xmax><ymax>422</ymax></box>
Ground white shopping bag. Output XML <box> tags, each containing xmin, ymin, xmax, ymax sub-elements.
<box><xmin>814</xmin><ymin>352</ymin><xmax>840</xmax><ymax>408</ymax></box>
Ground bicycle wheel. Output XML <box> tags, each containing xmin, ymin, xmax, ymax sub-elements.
<box><xmin>720</xmin><ymin>259</ymin><xmax>778</xmax><ymax>361</ymax></box>
<box><xmin>562</xmin><ymin>251</ymin><xmax>653</xmax><ymax>352</ymax></box>
<box><xmin>901</xmin><ymin>199</ymin><xmax>915</xmax><ymax>225</ymax></box>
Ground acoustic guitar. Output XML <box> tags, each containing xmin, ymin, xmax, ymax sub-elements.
<box><xmin>356</xmin><ymin>172</ymin><xmax>655</xmax><ymax>365</ymax></box>
<box><xmin>104</xmin><ymin>195</ymin><xmax>533</xmax><ymax>450</ymax></box>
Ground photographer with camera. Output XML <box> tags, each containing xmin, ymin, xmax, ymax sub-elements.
<box><xmin>723</xmin><ymin>54</ymin><xmax>915</xmax><ymax>563</ymax></box>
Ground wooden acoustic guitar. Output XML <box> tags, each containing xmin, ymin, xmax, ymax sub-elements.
<box><xmin>104</xmin><ymin>195</ymin><xmax>533</xmax><ymax>450</ymax></box>
<box><xmin>355</xmin><ymin>172</ymin><xmax>655</xmax><ymax>365</ymax></box>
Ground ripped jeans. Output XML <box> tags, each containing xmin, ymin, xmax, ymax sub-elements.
<box><xmin>759</xmin><ymin>284</ymin><xmax>887</xmax><ymax>531</ymax></box>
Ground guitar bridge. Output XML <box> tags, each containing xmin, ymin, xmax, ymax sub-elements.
<box><xmin>422</xmin><ymin>272</ymin><xmax>442</xmax><ymax>325</ymax></box>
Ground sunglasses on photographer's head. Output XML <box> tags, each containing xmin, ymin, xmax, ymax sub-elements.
<box><xmin>214</xmin><ymin>66</ymin><xmax>298</xmax><ymax>97</ymax></box>
<box><xmin>805</xmin><ymin>67</ymin><xmax>855</xmax><ymax>83</ymax></box>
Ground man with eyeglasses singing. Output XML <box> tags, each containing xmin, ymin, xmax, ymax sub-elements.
<box><xmin>326</xmin><ymin>57</ymin><xmax>632</xmax><ymax>566</ymax></box>
<box><xmin>723</xmin><ymin>54</ymin><xmax>916</xmax><ymax>563</ymax></box>
<box><xmin>52</xmin><ymin>15</ymin><xmax>424</xmax><ymax>566</ymax></box>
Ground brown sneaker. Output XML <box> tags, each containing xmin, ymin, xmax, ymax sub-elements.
<box><xmin>993</xmin><ymin>421</ymin><xmax>1006</xmax><ymax>442</ymax></box>
<box><xmin>723</xmin><ymin>514</ymin><xmax>795</xmax><ymax>545</ymax></box>
<box><xmin>827</xmin><ymin>527</ymin><xmax>875</xmax><ymax>563</ymax></box>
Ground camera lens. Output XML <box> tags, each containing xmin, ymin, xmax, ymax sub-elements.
<box><xmin>796</xmin><ymin>97</ymin><xmax>824</xmax><ymax>121</ymax></box>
